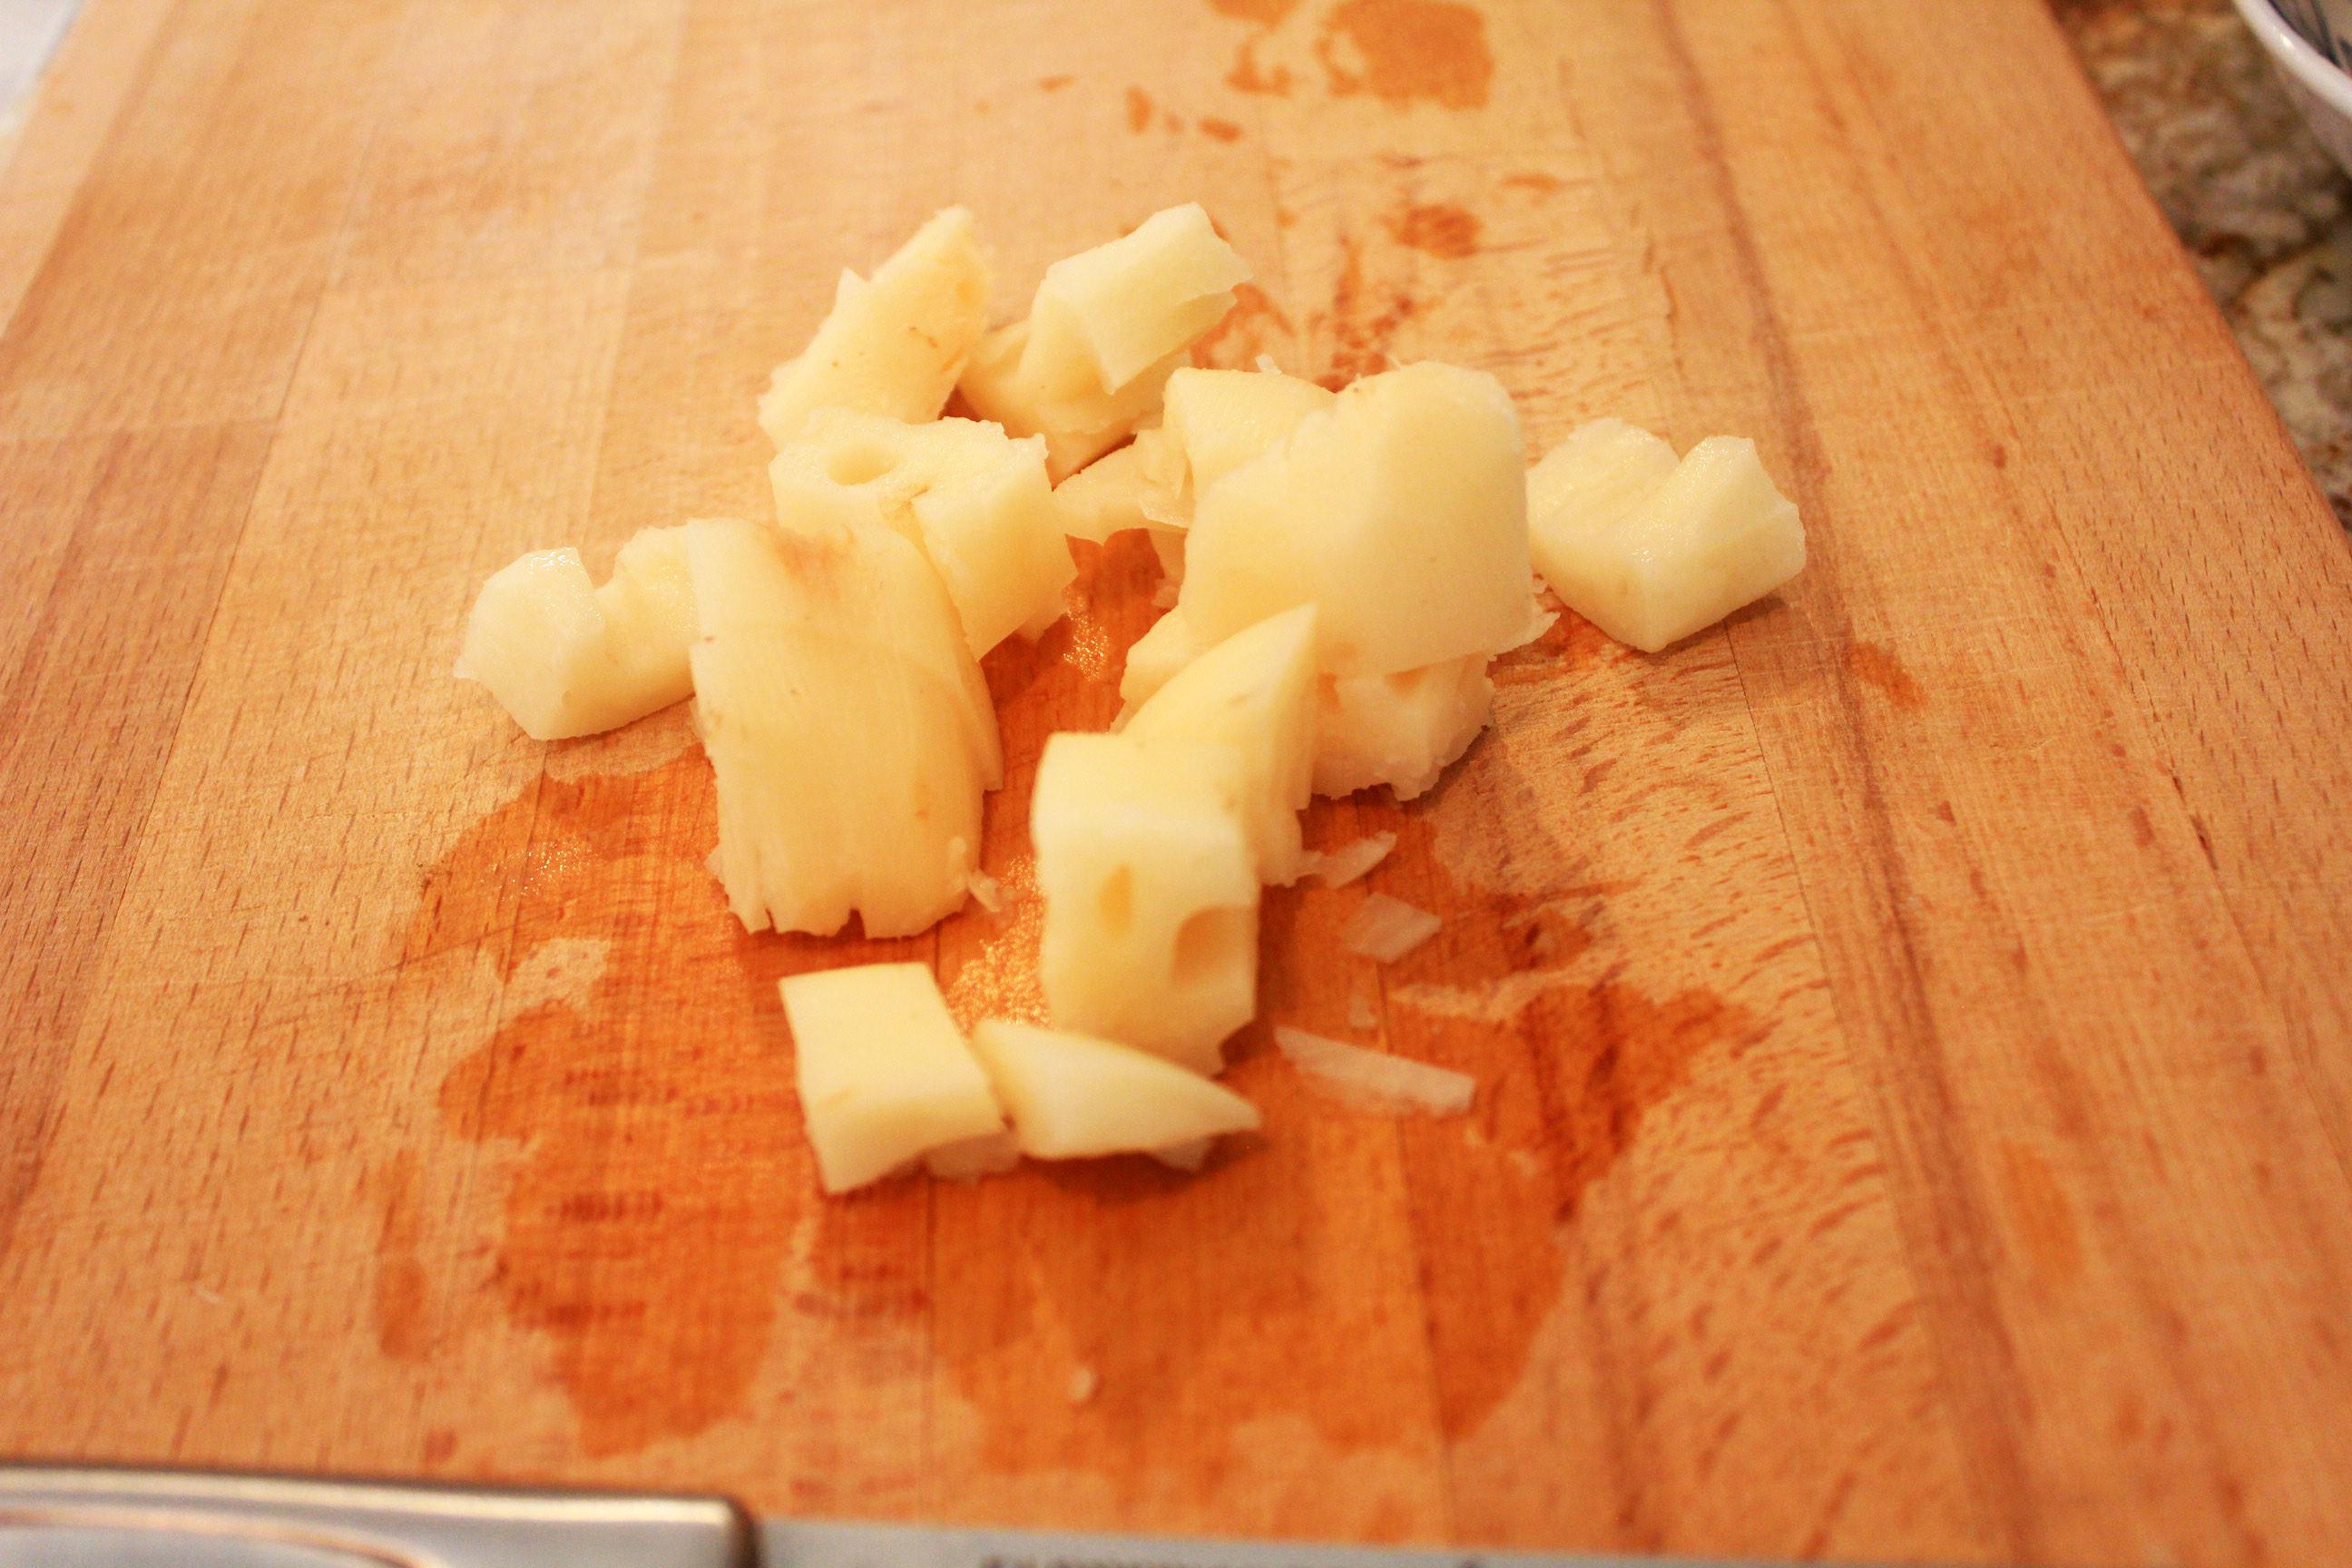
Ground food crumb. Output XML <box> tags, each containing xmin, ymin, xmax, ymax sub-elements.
<box><xmin>1343</xmin><ymin>893</ymin><xmax>1441</xmax><ymax>963</ymax></box>
<box><xmin>1068</xmin><ymin>1365</ymin><xmax>1100</xmax><ymax>1404</ymax></box>
<box><xmin>1274</xmin><ymin>1026</ymin><xmax>1475</xmax><ymax>1115</ymax></box>
<box><xmin>1307</xmin><ymin>830</ymin><xmax>1396</xmax><ymax>887</ymax></box>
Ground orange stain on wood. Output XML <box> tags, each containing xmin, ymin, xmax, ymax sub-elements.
<box><xmin>372</xmin><ymin>1151</ymin><xmax>429</xmax><ymax>1363</ymax></box>
<box><xmin>1316</xmin><ymin>236</ymin><xmax>1418</xmax><ymax>386</ymax></box>
<box><xmin>1848</xmin><ymin>641</ymin><xmax>1926</xmax><ymax>710</ymax></box>
<box><xmin>941</xmin><ymin>534</ymin><xmax>1163</xmax><ymax>1031</ymax></box>
<box><xmin>1306</xmin><ymin>789</ymin><xmax>1756</xmax><ymax>1441</ymax></box>
<box><xmin>1226</xmin><ymin>34</ymin><xmax>1295</xmax><ymax>95</ymax></box>
<box><xmin>1386</xmin><ymin>201</ymin><xmax>1481</xmax><ymax>258</ymax></box>
<box><xmin>1502</xmin><ymin>171</ymin><xmax>1565</xmax><ymax>195</ymax></box>
<box><xmin>1494</xmin><ymin>602</ymin><xmax>1619</xmax><ymax>682</ymax></box>
<box><xmin>1212</xmin><ymin>0</ymin><xmax>1299</xmax><ymax>95</ymax></box>
<box><xmin>1208</xmin><ymin>0</ymin><xmax>1299</xmax><ymax>23</ymax></box>
<box><xmin>1197</xmin><ymin>115</ymin><xmax>1245</xmax><ymax>142</ymax></box>
<box><xmin>2002</xmin><ymin>1142</ymin><xmax>2084</xmax><ymax>1288</ymax></box>
<box><xmin>1037</xmin><ymin>74</ymin><xmax>1074</xmax><ymax>93</ymax></box>
<box><xmin>409</xmin><ymin>751</ymin><xmax>847</xmax><ymax>1457</ymax></box>
<box><xmin>1190</xmin><ymin>280</ymin><xmax>1294</xmax><ymax>368</ymax></box>
<box><xmin>1124</xmin><ymin>85</ymin><xmax>1154</xmax><ymax>132</ymax></box>
<box><xmin>1316</xmin><ymin>0</ymin><xmax>1494</xmax><ymax>111</ymax></box>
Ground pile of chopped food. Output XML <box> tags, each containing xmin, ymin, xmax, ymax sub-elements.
<box><xmin>454</xmin><ymin>203</ymin><xmax>1806</xmax><ymax>1194</ymax></box>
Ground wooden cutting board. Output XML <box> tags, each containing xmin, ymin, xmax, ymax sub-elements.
<box><xmin>4</xmin><ymin>0</ymin><xmax>2350</xmax><ymax>1561</ymax></box>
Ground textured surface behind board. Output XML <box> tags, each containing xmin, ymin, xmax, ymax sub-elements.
<box><xmin>2</xmin><ymin>2</ymin><xmax>2350</xmax><ymax>1564</ymax></box>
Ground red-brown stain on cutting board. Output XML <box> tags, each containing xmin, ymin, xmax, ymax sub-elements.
<box><xmin>406</xmin><ymin>544</ymin><xmax>1740</xmax><ymax>1473</ymax></box>
<box><xmin>1227</xmin><ymin>37</ymin><xmax>1295</xmax><ymax>95</ymax></box>
<box><xmin>1191</xmin><ymin>281</ymin><xmax>1295</xmax><ymax>368</ymax></box>
<box><xmin>2002</xmin><ymin>1141</ymin><xmax>2083</xmax><ymax>1288</ymax></box>
<box><xmin>408</xmin><ymin>752</ymin><xmax>840</xmax><ymax>1456</ymax></box>
<box><xmin>1125</xmin><ymin>86</ymin><xmax>1154</xmax><ymax>132</ymax></box>
<box><xmin>371</xmin><ymin>1151</ymin><xmax>429</xmax><ymax>1362</ymax></box>
<box><xmin>1386</xmin><ymin>201</ymin><xmax>1481</xmax><ymax>258</ymax></box>
<box><xmin>1316</xmin><ymin>236</ymin><xmax>1418</xmax><ymax>385</ymax></box>
<box><xmin>1317</xmin><ymin>0</ymin><xmax>1493</xmax><ymax>110</ymax></box>
<box><xmin>936</xmin><ymin>634</ymin><xmax>1755</xmax><ymax>1481</ymax></box>
<box><xmin>1210</xmin><ymin>0</ymin><xmax>1299</xmax><ymax>94</ymax></box>
<box><xmin>1208</xmin><ymin>0</ymin><xmax>1299</xmax><ymax>23</ymax></box>
<box><xmin>941</xmin><ymin>533</ymin><xmax>1164</xmax><ymax>1031</ymax></box>
<box><xmin>1848</xmin><ymin>642</ymin><xmax>1926</xmax><ymax>710</ymax></box>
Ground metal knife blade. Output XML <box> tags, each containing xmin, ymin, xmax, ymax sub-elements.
<box><xmin>0</xmin><ymin>1463</ymin><xmax>1852</xmax><ymax>1568</ymax></box>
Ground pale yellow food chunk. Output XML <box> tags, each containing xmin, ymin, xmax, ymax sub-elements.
<box><xmin>1529</xmin><ymin>423</ymin><xmax>1806</xmax><ymax>652</ymax></box>
<box><xmin>1313</xmin><ymin>655</ymin><xmax>1494</xmax><ymax>800</ymax></box>
<box><xmin>758</xmin><ymin>207</ymin><xmax>992</xmax><ymax>447</ymax></box>
<box><xmin>456</xmin><ymin>524</ymin><xmax>698</xmax><ymax>741</ymax></box>
<box><xmin>970</xmin><ymin>1019</ymin><xmax>1260</xmax><ymax>1161</ymax></box>
<box><xmin>1181</xmin><ymin>361</ymin><xmax>1531</xmax><ymax>676</ymax></box>
<box><xmin>959</xmin><ymin>204</ymin><xmax>1250</xmax><ymax>480</ymax></box>
<box><xmin>1052</xmin><ymin>441</ymin><xmax>1152</xmax><ymax>544</ymax></box>
<box><xmin>1136</xmin><ymin>367</ymin><xmax>1335</xmax><ymax>528</ymax></box>
<box><xmin>685</xmin><ymin>517</ymin><xmax>999</xmax><ymax>939</ymax></box>
<box><xmin>1116</xmin><ymin>604</ymin><xmax>1207</xmax><ymax>714</ymax></box>
<box><xmin>769</xmin><ymin>409</ymin><xmax>1074</xmax><ymax>654</ymax></box>
<box><xmin>1031</xmin><ymin>730</ymin><xmax>1260</xmax><ymax>1074</ymax></box>
<box><xmin>779</xmin><ymin>963</ymin><xmax>1006</xmax><ymax>1193</ymax></box>
<box><xmin>1124</xmin><ymin>605</ymin><xmax>1318</xmax><ymax>883</ymax></box>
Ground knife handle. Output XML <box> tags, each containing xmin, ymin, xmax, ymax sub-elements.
<box><xmin>0</xmin><ymin>1461</ymin><xmax>754</xmax><ymax>1567</ymax></box>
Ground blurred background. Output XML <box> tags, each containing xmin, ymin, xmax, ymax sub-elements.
<box><xmin>2060</xmin><ymin>0</ymin><xmax>2352</xmax><ymax>524</ymax></box>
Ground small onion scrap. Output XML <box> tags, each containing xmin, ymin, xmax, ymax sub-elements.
<box><xmin>1273</xmin><ymin>1026</ymin><xmax>1475</xmax><ymax>1116</ymax></box>
<box><xmin>1307</xmin><ymin>831</ymin><xmax>1397</xmax><ymax>888</ymax></box>
<box><xmin>1343</xmin><ymin>892</ymin><xmax>1441</xmax><ymax>963</ymax></box>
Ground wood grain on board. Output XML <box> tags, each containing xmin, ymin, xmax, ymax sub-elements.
<box><xmin>2</xmin><ymin>0</ymin><xmax>2349</xmax><ymax>1562</ymax></box>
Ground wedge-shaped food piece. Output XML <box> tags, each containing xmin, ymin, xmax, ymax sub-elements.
<box><xmin>780</xmin><ymin>963</ymin><xmax>1006</xmax><ymax>1193</ymax></box>
<box><xmin>1116</xmin><ymin>605</ymin><xmax>1205</xmax><ymax>714</ymax></box>
<box><xmin>970</xmin><ymin>1019</ymin><xmax>1259</xmax><ymax>1161</ymax></box>
<box><xmin>456</xmin><ymin>524</ymin><xmax>697</xmax><ymax>740</ymax></box>
<box><xmin>1313</xmin><ymin>655</ymin><xmax>1493</xmax><ymax>800</ymax></box>
<box><xmin>1053</xmin><ymin>441</ymin><xmax>1152</xmax><ymax>544</ymax></box>
<box><xmin>770</xmin><ymin>409</ymin><xmax>1074</xmax><ymax>653</ymax></box>
<box><xmin>1529</xmin><ymin>425</ymin><xmax>1806</xmax><ymax>652</ymax></box>
<box><xmin>1182</xmin><ymin>362</ymin><xmax>1530</xmax><ymax>676</ymax></box>
<box><xmin>1525</xmin><ymin>418</ymin><xmax>1678</xmax><ymax>579</ymax></box>
<box><xmin>1032</xmin><ymin>730</ymin><xmax>1260</xmax><ymax>1074</ymax></box>
<box><xmin>1136</xmin><ymin>367</ymin><xmax>1335</xmax><ymax>528</ymax></box>
<box><xmin>960</xmin><ymin>321</ymin><xmax>1178</xmax><ymax>481</ymax></box>
<box><xmin>1149</xmin><ymin>527</ymin><xmax>1186</xmax><ymax>588</ymax></box>
<box><xmin>1125</xmin><ymin>605</ymin><xmax>1318</xmax><ymax>884</ymax></box>
<box><xmin>758</xmin><ymin>208</ymin><xmax>992</xmax><ymax>447</ymax></box>
<box><xmin>960</xmin><ymin>204</ymin><xmax>1250</xmax><ymax>480</ymax></box>
<box><xmin>687</xmin><ymin>518</ymin><xmax>999</xmax><ymax>938</ymax></box>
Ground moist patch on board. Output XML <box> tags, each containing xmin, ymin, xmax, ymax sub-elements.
<box><xmin>1316</xmin><ymin>0</ymin><xmax>1494</xmax><ymax>110</ymax></box>
<box><xmin>1386</xmin><ymin>201</ymin><xmax>1481</xmax><ymax>258</ymax></box>
<box><xmin>940</xmin><ymin>533</ymin><xmax>1163</xmax><ymax>1030</ymax></box>
<box><xmin>1315</xmin><ymin>236</ymin><xmax>1418</xmax><ymax>386</ymax></box>
<box><xmin>1191</xmin><ymin>282</ymin><xmax>1296</xmax><ymax>368</ymax></box>
<box><xmin>1362</xmin><ymin>725</ymin><xmax>1759</xmax><ymax>1438</ymax></box>
<box><xmin>371</xmin><ymin>1150</ymin><xmax>430</xmax><ymax>1363</ymax></box>
<box><xmin>1206</xmin><ymin>0</ymin><xmax>1300</xmax><ymax>22</ymax></box>
<box><xmin>410</xmin><ymin>750</ymin><xmax>859</xmax><ymax>1456</ymax></box>
<box><xmin>1847</xmin><ymin>641</ymin><xmax>1926</xmax><ymax>710</ymax></box>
